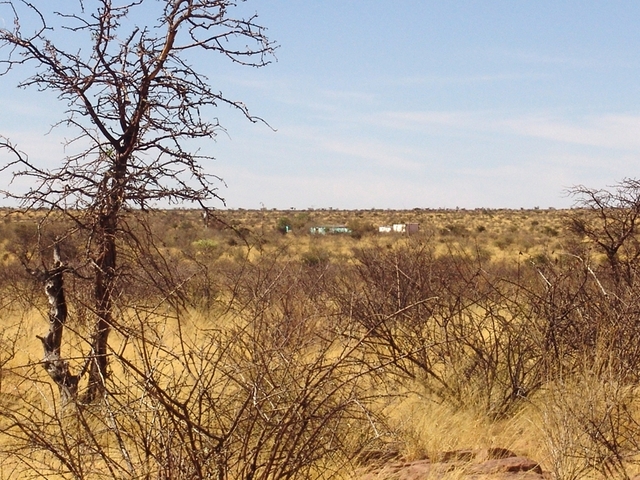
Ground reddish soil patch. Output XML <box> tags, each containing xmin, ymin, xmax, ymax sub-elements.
<box><xmin>356</xmin><ymin>447</ymin><xmax>548</xmax><ymax>480</ymax></box>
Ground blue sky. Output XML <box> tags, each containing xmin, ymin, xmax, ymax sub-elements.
<box><xmin>2</xmin><ymin>1</ymin><xmax>640</xmax><ymax>209</ymax></box>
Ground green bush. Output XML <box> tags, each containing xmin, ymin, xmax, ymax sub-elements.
<box><xmin>276</xmin><ymin>216</ymin><xmax>292</xmax><ymax>234</ymax></box>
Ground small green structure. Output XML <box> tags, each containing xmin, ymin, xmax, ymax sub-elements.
<box><xmin>309</xmin><ymin>225</ymin><xmax>352</xmax><ymax>235</ymax></box>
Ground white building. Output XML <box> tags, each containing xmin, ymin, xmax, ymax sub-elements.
<box><xmin>379</xmin><ymin>223</ymin><xmax>420</xmax><ymax>235</ymax></box>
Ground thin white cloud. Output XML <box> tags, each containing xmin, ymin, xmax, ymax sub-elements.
<box><xmin>218</xmin><ymin>159</ymin><xmax>570</xmax><ymax>210</ymax></box>
<box><xmin>374</xmin><ymin>110</ymin><xmax>640</xmax><ymax>151</ymax></box>
<box><xmin>488</xmin><ymin>47</ymin><xmax>605</xmax><ymax>69</ymax></box>
<box><xmin>500</xmin><ymin>50</ymin><xmax>576</xmax><ymax>66</ymax></box>
<box><xmin>318</xmin><ymin>139</ymin><xmax>423</xmax><ymax>171</ymax></box>
<box><xmin>497</xmin><ymin>114</ymin><xmax>640</xmax><ymax>150</ymax></box>
<box><xmin>387</xmin><ymin>72</ymin><xmax>551</xmax><ymax>87</ymax></box>
<box><xmin>319</xmin><ymin>89</ymin><xmax>377</xmax><ymax>103</ymax></box>
<box><xmin>379</xmin><ymin>111</ymin><xmax>477</xmax><ymax>130</ymax></box>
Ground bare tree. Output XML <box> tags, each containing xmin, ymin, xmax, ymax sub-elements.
<box><xmin>568</xmin><ymin>179</ymin><xmax>640</xmax><ymax>287</ymax></box>
<box><xmin>0</xmin><ymin>0</ymin><xmax>275</xmax><ymax>402</ymax></box>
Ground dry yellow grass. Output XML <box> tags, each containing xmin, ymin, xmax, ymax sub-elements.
<box><xmin>0</xmin><ymin>206</ymin><xmax>572</xmax><ymax>267</ymax></box>
<box><xmin>0</xmin><ymin>207</ymin><xmax>636</xmax><ymax>479</ymax></box>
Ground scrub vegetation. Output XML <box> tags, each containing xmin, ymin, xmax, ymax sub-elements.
<box><xmin>0</xmin><ymin>2</ymin><xmax>638</xmax><ymax>479</ymax></box>
<box><xmin>1</xmin><ymin>195</ymin><xmax>640</xmax><ymax>479</ymax></box>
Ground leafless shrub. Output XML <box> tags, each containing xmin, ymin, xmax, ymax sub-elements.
<box><xmin>525</xmin><ymin>250</ymin><xmax>640</xmax><ymax>385</ymax></box>
<box><xmin>568</xmin><ymin>179</ymin><xmax>640</xmax><ymax>287</ymax></box>
<box><xmin>540</xmin><ymin>369</ymin><xmax>640</xmax><ymax>480</ymax></box>
<box><xmin>335</xmin><ymin>241</ymin><xmax>549</xmax><ymax>418</ymax></box>
<box><xmin>0</xmin><ymin>251</ymin><xmax>385</xmax><ymax>479</ymax></box>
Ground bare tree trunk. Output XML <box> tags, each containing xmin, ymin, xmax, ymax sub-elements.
<box><xmin>34</xmin><ymin>244</ymin><xmax>79</xmax><ymax>405</ymax></box>
<box><xmin>85</xmin><ymin>229</ymin><xmax>115</xmax><ymax>402</ymax></box>
<box><xmin>0</xmin><ymin>0</ymin><xmax>276</xmax><ymax>406</ymax></box>
<box><xmin>85</xmin><ymin>159</ymin><xmax>125</xmax><ymax>403</ymax></box>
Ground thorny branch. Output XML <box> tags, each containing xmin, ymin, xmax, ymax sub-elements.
<box><xmin>0</xmin><ymin>0</ymin><xmax>276</xmax><ymax>402</ymax></box>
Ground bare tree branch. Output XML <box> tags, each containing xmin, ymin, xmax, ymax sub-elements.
<box><xmin>0</xmin><ymin>0</ymin><xmax>276</xmax><ymax>402</ymax></box>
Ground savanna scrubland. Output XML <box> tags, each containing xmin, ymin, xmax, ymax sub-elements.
<box><xmin>1</xmin><ymin>201</ymin><xmax>640</xmax><ymax>479</ymax></box>
<box><xmin>3</xmin><ymin>1</ymin><xmax>640</xmax><ymax>478</ymax></box>
<box><xmin>2</xmin><ymin>2</ymin><xmax>629</xmax><ymax>478</ymax></box>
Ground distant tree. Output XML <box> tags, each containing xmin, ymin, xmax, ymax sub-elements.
<box><xmin>347</xmin><ymin>219</ymin><xmax>376</xmax><ymax>239</ymax></box>
<box><xmin>277</xmin><ymin>216</ymin><xmax>292</xmax><ymax>234</ymax></box>
<box><xmin>0</xmin><ymin>0</ymin><xmax>275</xmax><ymax>403</ymax></box>
<box><xmin>568</xmin><ymin>178</ymin><xmax>640</xmax><ymax>287</ymax></box>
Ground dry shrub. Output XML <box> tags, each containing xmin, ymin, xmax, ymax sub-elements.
<box><xmin>336</xmin><ymin>240</ymin><xmax>548</xmax><ymax>419</ymax></box>
<box><xmin>538</xmin><ymin>369</ymin><xmax>640</xmax><ymax>480</ymax></box>
<box><xmin>0</xmin><ymin>250</ymin><xmax>384</xmax><ymax>479</ymax></box>
<box><xmin>527</xmin><ymin>251</ymin><xmax>640</xmax><ymax>385</ymax></box>
<box><xmin>7</xmin><ymin>206</ymin><xmax>640</xmax><ymax>478</ymax></box>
